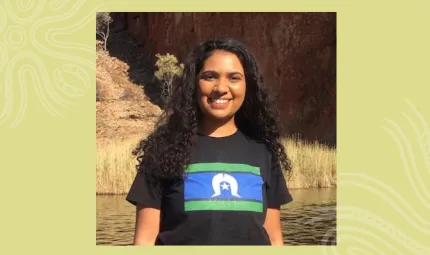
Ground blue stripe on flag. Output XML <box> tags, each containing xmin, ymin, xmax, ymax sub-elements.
<box><xmin>184</xmin><ymin>172</ymin><xmax>264</xmax><ymax>202</ymax></box>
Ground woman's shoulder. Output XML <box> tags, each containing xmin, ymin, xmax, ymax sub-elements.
<box><xmin>239</xmin><ymin>130</ymin><xmax>269</xmax><ymax>148</ymax></box>
<box><xmin>238</xmin><ymin>131</ymin><xmax>274</xmax><ymax>160</ymax></box>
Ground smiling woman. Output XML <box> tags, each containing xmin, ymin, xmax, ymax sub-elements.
<box><xmin>126</xmin><ymin>37</ymin><xmax>293</xmax><ymax>245</ymax></box>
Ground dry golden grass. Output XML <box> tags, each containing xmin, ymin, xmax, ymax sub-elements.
<box><xmin>96</xmin><ymin>139</ymin><xmax>139</xmax><ymax>195</ymax></box>
<box><xmin>96</xmin><ymin>137</ymin><xmax>336</xmax><ymax>195</ymax></box>
<box><xmin>283</xmin><ymin>138</ymin><xmax>336</xmax><ymax>189</ymax></box>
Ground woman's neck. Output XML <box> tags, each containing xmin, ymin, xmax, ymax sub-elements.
<box><xmin>198</xmin><ymin>117</ymin><xmax>238</xmax><ymax>138</ymax></box>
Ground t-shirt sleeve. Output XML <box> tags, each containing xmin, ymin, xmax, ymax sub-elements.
<box><xmin>125</xmin><ymin>171</ymin><xmax>162</xmax><ymax>209</ymax></box>
<box><xmin>266</xmin><ymin>151</ymin><xmax>293</xmax><ymax>209</ymax></box>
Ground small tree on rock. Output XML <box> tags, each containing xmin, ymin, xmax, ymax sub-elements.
<box><xmin>154</xmin><ymin>53</ymin><xmax>184</xmax><ymax>103</ymax></box>
<box><xmin>96</xmin><ymin>12</ymin><xmax>112</xmax><ymax>51</ymax></box>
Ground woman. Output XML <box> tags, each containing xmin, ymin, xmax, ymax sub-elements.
<box><xmin>126</xmin><ymin>37</ymin><xmax>293</xmax><ymax>245</ymax></box>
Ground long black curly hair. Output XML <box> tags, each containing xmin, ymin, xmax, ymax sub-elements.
<box><xmin>133</xmin><ymin>37</ymin><xmax>292</xmax><ymax>184</ymax></box>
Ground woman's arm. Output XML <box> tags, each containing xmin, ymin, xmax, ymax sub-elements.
<box><xmin>264</xmin><ymin>208</ymin><xmax>285</xmax><ymax>246</ymax></box>
<box><xmin>133</xmin><ymin>205</ymin><xmax>160</xmax><ymax>245</ymax></box>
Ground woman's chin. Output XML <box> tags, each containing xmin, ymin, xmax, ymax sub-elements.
<box><xmin>205</xmin><ymin>111</ymin><xmax>234</xmax><ymax>121</ymax></box>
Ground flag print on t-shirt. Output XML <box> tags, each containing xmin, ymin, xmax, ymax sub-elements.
<box><xmin>184</xmin><ymin>162</ymin><xmax>264</xmax><ymax>212</ymax></box>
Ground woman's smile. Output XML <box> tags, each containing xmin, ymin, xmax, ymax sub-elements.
<box><xmin>208</xmin><ymin>98</ymin><xmax>233</xmax><ymax>109</ymax></box>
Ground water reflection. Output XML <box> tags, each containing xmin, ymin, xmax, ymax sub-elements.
<box><xmin>281</xmin><ymin>188</ymin><xmax>337</xmax><ymax>245</ymax></box>
<box><xmin>96</xmin><ymin>188</ymin><xmax>336</xmax><ymax>245</ymax></box>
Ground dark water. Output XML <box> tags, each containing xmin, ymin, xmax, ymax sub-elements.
<box><xmin>96</xmin><ymin>188</ymin><xmax>336</xmax><ymax>246</ymax></box>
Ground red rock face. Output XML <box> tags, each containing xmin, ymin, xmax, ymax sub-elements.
<box><xmin>114</xmin><ymin>12</ymin><xmax>336</xmax><ymax>146</ymax></box>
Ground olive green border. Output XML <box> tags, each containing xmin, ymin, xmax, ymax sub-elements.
<box><xmin>0</xmin><ymin>0</ymin><xmax>429</xmax><ymax>254</ymax></box>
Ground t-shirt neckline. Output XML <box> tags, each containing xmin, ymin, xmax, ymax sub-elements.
<box><xmin>196</xmin><ymin>129</ymin><xmax>240</xmax><ymax>140</ymax></box>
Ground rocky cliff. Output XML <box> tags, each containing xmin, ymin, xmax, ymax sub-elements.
<box><xmin>110</xmin><ymin>12</ymin><xmax>336</xmax><ymax>146</ymax></box>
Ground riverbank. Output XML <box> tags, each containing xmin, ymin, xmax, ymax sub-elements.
<box><xmin>96</xmin><ymin>137</ymin><xmax>336</xmax><ymax>195</ymax></box>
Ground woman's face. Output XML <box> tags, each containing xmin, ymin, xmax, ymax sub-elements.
<box><xmin>196</xmin><ymin>50</ymin><xmax>246</xmax><ymax>122</ymax></box>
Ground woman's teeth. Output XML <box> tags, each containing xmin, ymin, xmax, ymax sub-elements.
<box><xmin>214</xmin><ymin>99</ymin><xmax>228</xmax><ymax>104</ymax></box>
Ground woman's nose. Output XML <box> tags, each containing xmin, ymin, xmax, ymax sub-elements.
<box><xmin>214</xmin><ymin>77</ymin><xmax>229</xmax><ymax>93</ymax></box>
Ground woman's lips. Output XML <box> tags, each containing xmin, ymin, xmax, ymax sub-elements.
<box><xmin>208</xmin><ymin>98</ymin><xmax>232</xmax><ymax>109</ymax></box>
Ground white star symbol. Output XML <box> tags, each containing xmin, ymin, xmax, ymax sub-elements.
<box><xmin>220</xmin><ymin>182</ymin><xmax>229</xmax><ymax>190</ymax></box>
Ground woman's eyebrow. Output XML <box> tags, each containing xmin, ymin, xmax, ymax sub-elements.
<box><xmin>199</xmin><ymin>70</ymin><xmax>244</xmax><ymax>76</ymax></box>
<box><xmin>199</xmin><ymin>70</ymin><xmax>218</xmax><ymax>76</ymax></box>
<box><xmin>228</xmin><ymin>72</ymin><xmax>244</xmax><ymax>77</ymax></box>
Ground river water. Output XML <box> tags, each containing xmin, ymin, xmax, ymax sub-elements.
<box><xmin>96</xmin><ymin>188</ymin><xmax>336</xmax><ymax>245</ymax></box>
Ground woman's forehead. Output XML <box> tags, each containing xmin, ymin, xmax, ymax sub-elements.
<box><xmin>201</xmin><ymin>51</ymin><xmax>244</xmax><ymax>73</ymax></box>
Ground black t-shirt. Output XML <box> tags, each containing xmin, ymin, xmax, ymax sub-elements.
<box><xmin>126</xmin><ymin>130</ymin><xmax>293</xmax><ymax>245</ymax></box>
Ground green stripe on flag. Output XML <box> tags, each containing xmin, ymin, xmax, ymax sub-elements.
<box><xmin>186</xmin><ymin>162</ymin><xmax>260</xmax><ymax>175</ymax></box>
<box><xmin>184</xmin><ymin>200</ymin><xmax>263</xmax><ymax>212</ymax></box>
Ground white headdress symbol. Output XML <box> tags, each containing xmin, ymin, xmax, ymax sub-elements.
<box><xmin>211</xmin><ymin>173</ymin><xmax>241</xmax><ymax>198</ymax></box>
